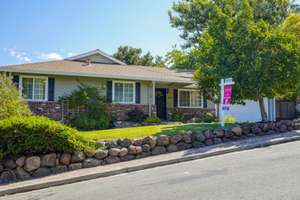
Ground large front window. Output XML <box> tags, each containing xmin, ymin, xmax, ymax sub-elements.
<box><xmin>178</xmin><ymin>89</ymin><xmax>202</xmax><ymax>108</ymax></box>
<box><xmin>21</xmin><ymin>76</ymin><xmax>48</xmax><ymax>101</ymax></box>
<box><xmin>113</xmin><ymin>81</ymin><xmax>135</xmax><ymax>104</ymax></box>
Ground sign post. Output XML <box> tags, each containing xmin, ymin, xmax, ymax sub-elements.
<box><xmin>220</xmin><ymin>78</ymin><xmax>234</xmax><ymax>127</ymax></box>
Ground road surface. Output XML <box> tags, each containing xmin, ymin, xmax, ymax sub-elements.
<box><xmin>2</xmin><ymin>141</ymin><xmax>300</xmax><ymax>200</ymax></box>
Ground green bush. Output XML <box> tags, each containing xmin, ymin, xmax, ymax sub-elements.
<box><xmin>192</xmin><ymin>112</ymin><xmax>218</xmax><ymax>123</ymax></box>
<box><xmin>126</xmin><ymin>109</ymin><xmax>148</xmax><ymax>123</ymax></box>
<box><xmin>170</xmin><ymin>112</ymin><xmax>184</xmax><ymax>122</ymax></box>
<box><xmin>60</xmin><ymin>84</ymin><xmax>111</xmax><ymax>131</ymax></box>
<box><xmin>144</xmin><ymin>117</ymin><xmax>161</xmax><ymax>123</ymax></box>
<box><xmin>224</xmin><ymin>116</ymin><xmax>237</xmax><ymax>123</ymax></box>
<box><xmin>0</xmin><ymin>76</ymin><xmax>31</xmax><ymax>120</ymax></box>
<box><xmin>0</xmin><ymin>116</ymin><xmax>89</xmax><ymax>158</ymax></box>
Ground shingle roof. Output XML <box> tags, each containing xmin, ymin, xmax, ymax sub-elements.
<box><xmin>0</xmin><ymin>60</ymin><xmax>194</xmax><ymax>84</ymax></box>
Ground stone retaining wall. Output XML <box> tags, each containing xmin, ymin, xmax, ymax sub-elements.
<box><xmin>0</xmin><ymin>120</ymin><xmax>297</xmax><ymax>185</ymax></box>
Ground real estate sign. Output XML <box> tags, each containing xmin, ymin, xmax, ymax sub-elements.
<box><xmin>220</xmin><ymin>78</ymin><xmax>234</xmax><ymax>126</ymax></box>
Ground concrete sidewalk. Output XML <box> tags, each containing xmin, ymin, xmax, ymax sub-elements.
<box><xmin>1</xmin><ymin>130</ymin><xmax>300</xmax><ymax>196</ymax></box>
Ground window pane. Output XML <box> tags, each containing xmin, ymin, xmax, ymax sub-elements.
<box><xmin>179</xmin><ymin>91</ymin><xmax>190</xmax><ymax>107</ymax></box>
<box><xmin>22</xmin><ymin>78</ymin><xmax>33</xmax><ymax>99</ymax></box>
<box><xmin>34</xmin><ymin>78</ymin><xmax>46</xmax><ymax>100</ymax></box>
<box><xmin>114</xmin><ymin>83</ymin><xmax>123</xmax><ymax>103</ymax></box>
<box><xmin>190</xmin><ymin>91</ymin><xmax>202</xmax><ymax>107</ymax></box>
<box><xmin>124</xmin><ymin>83</ymin><xmax>134</xmax><ymax>103</ymax></box>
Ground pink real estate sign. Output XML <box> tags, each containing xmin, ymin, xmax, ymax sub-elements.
<box><xmin>223</xmin><ymin>85</ymin><xmax>232</xmax><ymax>105</ymax></box>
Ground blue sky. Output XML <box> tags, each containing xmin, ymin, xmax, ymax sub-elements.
<box><xmin>0</xmin><ymin>0</ymin><xmax>299</xmax><ymax>65</ymax></box>
<box><xmin>0</xmin><ymin>0</ymin><xmax>181</xmax><ymax>65</ymax></box>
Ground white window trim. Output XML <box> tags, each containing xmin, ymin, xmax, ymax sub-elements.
<box><xmin>178</xmin><ymin>89</ymin><xmax>203</xmax><ymax>108</ymax></box>
<box><xmin>112</xmin><ymin>80</ymin><xmax>136</xmax><ymax>104</ymax></box>
<box><xmin>19</xmin><ymin>75</ymin><xmax>48</xmax><ymax>102</ymax></box>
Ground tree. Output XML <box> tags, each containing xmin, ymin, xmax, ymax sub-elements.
<box><xmin>113</xmin><ymin>46</ymin><xmax>166</xmax><ymax>67</ymax></box>
<box><xmin>0</xmin><ymin>76</ymin><xmax>31</xmax><ymax>120</ymax></box>
<box><xmin>282</xmin><ymin>13</ymin><xmax>300</xmax><ymax>38</ymax></box>
<box><xmin>170</xmin><ymin>0</ymin><xmax>300</xmax><ymax>121</ymax></box>
<box><xmin>169</xmin><ymin>0</ymin><xmax>299</xmax><ymax>48</ymax></box>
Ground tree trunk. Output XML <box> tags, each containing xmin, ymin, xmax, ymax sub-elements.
<box><xmin>258</xmin><ymin>96</ymin><xmax>268</xmax><ymax>122</ymax></box>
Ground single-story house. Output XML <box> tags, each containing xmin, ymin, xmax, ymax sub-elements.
<box><xmin>0</xmin><ymin>49</ymin><xmax>216</xmax><ymax>121</ymax></box>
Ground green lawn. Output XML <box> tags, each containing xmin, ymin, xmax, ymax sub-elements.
<box><xmin>78</xmin><ymin>123</ymin><xmax>235</xmax><ymax>141</ymax></box>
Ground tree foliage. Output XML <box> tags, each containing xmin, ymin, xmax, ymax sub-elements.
<box><xmin>0</xmin><ymin>76</ymin><xmax>31</xmax><ymax>120</ymax></box>
<box><xmin>113</xmin><ymin>46</ymin><xmax>166</xmax><ymax>67</ymax></box>
<box><xmin>282</xmin><ymin>13</ymin><xmax>300</xmax><ymax>38</ymax></box>
<box><xmin>170</xmin><ymin>0</ymin><xmax>300</xmax><ymax>121</ymax></box>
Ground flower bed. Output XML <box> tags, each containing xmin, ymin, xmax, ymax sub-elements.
<box><xmin>0</xmin><ymin>120</ymin><xmax>297</xmax><ymax>185</ymax></box>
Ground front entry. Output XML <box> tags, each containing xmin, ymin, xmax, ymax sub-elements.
<box><xmin>155</xmin><ymin>88</ymin><xmax>167</xmax><ymax>120</ymax></box>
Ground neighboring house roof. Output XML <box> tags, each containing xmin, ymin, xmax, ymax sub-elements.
<box><xmin>0</xmin><ymin>50</ymin><xmax>195</xmax><ymax>84</ymax></box>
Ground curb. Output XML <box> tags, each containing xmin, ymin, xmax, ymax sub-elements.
<box><xmin>1</xmin><ymin>133</ymin><xmax>300</xmax><ymax>196</ymax></box>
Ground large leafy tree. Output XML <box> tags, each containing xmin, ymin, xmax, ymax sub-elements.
<box><xmin>113</xmin><ymin>46</ymin><xmax>166</xmax><ymax>67</ymax></box>
<box><xmin>170</xmin><ymin>0</ymin><xmax>300</xmax><ymax>121</ymax></box>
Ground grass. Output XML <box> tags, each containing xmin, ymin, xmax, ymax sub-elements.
<box><xmin>78</xmin><ymin>122</ymin><xmax>235</xmax><ymax>141</ymax></box>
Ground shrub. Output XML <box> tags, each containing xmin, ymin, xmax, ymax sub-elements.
<box><xmin>0</xmin><ymin>116</ymin><xmax>89</xmax><ymax>158</ymax></box>
<box><xmin>224</xmin><ymin>116</ymin><xmax>237</xmax><ymax>123</ymax></box>
<box><xmin>127</xmin><ymin>109</ymin><xmax>148</xmax><ymax>123</ymax></box>
<box><xmin>144</xmin><ymin>117</ymin><xmax>161</xmax><ymax>123</ymax></box>
<box><xmin>60</xmin><ymin>84</ymin><xmax>111</xmax><ymax>130</ymax></box>
<box><xmin>0</xmin><ymin>76</ymin><xmax>31</xmax><ymax>120</ymax></box>
<box><xmin>170</xmin><ymin>112</ymin><xmax>184</xmax><ymax>122</ymax></box>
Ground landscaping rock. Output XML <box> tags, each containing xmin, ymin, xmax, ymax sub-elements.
<box><xmin>51</xmin><ymin>165</ymin><xmax>68</xmax><ymax>174</ymax></box>
<box><xmin>241</xmin><ymin>126</ymin><xmax>251</xmax><ymax>135</ymax></box>
<box><xmin>214</xmin><ymin>129</ymin><xmax>224</xmax><ymax>138</ymax></box>
<box><xmin>152</xmin><ymin>146</ymin><xmax>167</xmax><ymax>155</ymax></box>
<box><xmin>106</xmin><ymin>140</ymin><xmax>119</xmax><ymax>148</ymax></box>
<box><xmin>213</xmin><ymin>138</ymin><xmax>222</xmax><ymax>144</ymax></box>
<box><xmin>0</xmin><ymin>164</ymin><xmax>3</xmax><ymax>173</ymax></box>
<box><xmin>279</xmin><ymin>124</ymin><xmax>288</xmax><ymax>133</ymax></box>
<box><xmin>24</xmin><ymin>156</ymin><xmax>41</xmax><ymax>172</ymax></box>
<box><xmin>94</xmin><ymin>149</ymin><xmax>108</xmax><ymax>160</ymax></box>
<box><xmin>84</xmin><ymin>149</ymin><xmax>96</xmax><ymax>158</ymax></box>
<box><xmin>120</xmin><ymin>154</ymin><xmax>135</xmax><ymax>162</ymax></box>
<box><xmin>262</xmin><ymin>123</ymin><xmax>269</xmax><ymax>132</ymax></box>
<box><xmin>119</xmin><ymin>148</ymin><xmax>128</xmax><ymax>157</ymax></box>
<box><xmin>176</xmin><ymin>142</ymin><xmax>192</xmax><ymax>151</ymax></box>
<box><xmin>142</xmin><ymin>144</ymin><xmax>151</xmax><ymax>153</ymax></box>
<box><xmin>16</xmin><ymin>156</ymin><xmax>26</xmax><ymax>167</ymax></box>
<box><xmin>105</xmin><ymin>156</ymin><xmax>121</xmax><ymax>164</ymax></box>
<box><xmin>288</xmin><ymin>126</ymin><xmax>293</xmax><ymax>131</ymax></box>
<box><xmin>71</xmin><ymin>152</ymin><xmax>85</xmax><ymax>163</ymax></box>
<box><xmin>4</xmin><ymin>159</ymin><xmax>16</xmax><ymax>169</ymax></box>
<box><xmin>118</xmin><ymin>139</ymin><xmax>132</xmax><ymax>148</ymax></box>
<box><xmin>156</xmin><ymin>135</ymin><xmax>169</xmax><ymax>146</ymax></box>
<box><xmin>194</xmin><ymin>132</ymin><xmax>206</xmax><ymax>142</ymax></box>
<box><xmin>203</xmin><ymin>130</ymin><xmax>213</xmax><ymax>139</ymax></box>
<box><xmin>96</xmin><ymin>140</ymin><xmax>106</xmax><ymax>149</ymax></box>
<box><xmin>133</xmin><ymin>139</ymin><xmax>143</xmax><ymax>146</ymax></box>
<box><xmin>128</xmin><ymin>145</ymin><xmax>142</xmax><ymax>155</ymax></box>
<box><xmin>251</xmin><ymin>126</ymin><xmax>262</xmax><ymax>135</ymax></box>
<box><xmin>143</xmin><ymin>136</ymin><xmax>156</xmax><ymax>148</ymax></box>
<box><xmin>68</xmin><ymin>163</ymin><xmax>82</xmax><ymax>171</ymax></box>
<box><xmin>169</xmin><ymin>135</ymin><xmax>182</xmax><ymax>144</ymax></box>
<box><xmin>204</xmin><ymin>139</ymin><xmax>214</xmax><ymax>146</ymax></box>
<box><xmin>192</xmin><ymin>141</ymin><xmax>205</xmax><ymax>148</ymax></box>
<box><xmin>16</xmin><ymin>167</ymin><xmax>31</xmax><ymax>180</ymax></box>
<box><xmin>109</xmin><ymin>148</ymin><xmax>121</xmax><ymax>156</ymax></box>
<box><xmin>183</xmin><ymin>133</ymin><xmax>192</xmax><ymax>143</ymax></box>
<box><xmin>60</xmin><ymin>153</ymin><xmax>71</xmax><ymax>165</ymax></box>
<box><xmin>41</xmin><ymin>153</ymin><xmax>56</xmax><ymax>167</ymax></box>
<box><xmin>33</xmin><ymin>167</ymin><xmax>51</xmax><ymax>178</ymax></box>
<box><xmin>83</xmin><ymin>158</ymin><xmax>102</xmax><ymax>168</ymax></box>
<box><xmin>167</xmin><ymin>144</ymin><xmax>178</xmax><ymax>152</ymax></box>
<box><xmin>224</xmin><ymin>130</ymin><xmax>234</xmax><ymax>138</ymax></box>
<box><xmin>231</xmin><ymin>127</ymin><xmax>242</xmax><ymax>136</ymax></box>
<box><xmin>0</xmin><ymin>170</ymin><xmax>17</xmax><ymax>184</ymax></box>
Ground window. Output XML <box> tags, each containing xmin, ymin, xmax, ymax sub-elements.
<box><xmin>178</xmin><ymin>89</ymin><xmax>202</xmax><ymax>108</ymax></box>
<box><xmin>113</xmin><ymin>81</ymin><xmax>135</xmax><ymax>104</ymax></box>
<box><xmin>20</xmin><ymin>76</ymin><xmax>48</xmax><ymax>101</ymax></box>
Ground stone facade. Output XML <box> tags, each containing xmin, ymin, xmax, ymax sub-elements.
<box><xmin>28</xmin><ymin>101</ymin><xmax>157</xmax><ymax>122</ymax></box>
<box><xmin>167</xmin><ymin>107</ymin><xmax>216</xmax><ymax>120</ymax></box>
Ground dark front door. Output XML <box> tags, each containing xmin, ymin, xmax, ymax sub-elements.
<box><xmin>155</xmin><ymin>88</ymin><xmax>167</xmax><ymax>120</ymax></box>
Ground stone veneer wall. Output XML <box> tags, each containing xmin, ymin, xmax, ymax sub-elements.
<box><xmin>167</xmin><ymin>107</ymin><xmax>216</xmax><ymax>120</ymax></box>
<box><xmin>28</xmin><ymin>102</ymin><xmax>157</xmax><ymax>122</ymax></box>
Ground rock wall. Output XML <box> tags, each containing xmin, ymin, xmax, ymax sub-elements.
<box><xmin>0</xmin><ymin>120</ymin><xmax>297</xmax><ymax>185</ymax></box>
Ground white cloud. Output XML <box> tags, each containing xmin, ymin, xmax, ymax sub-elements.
<box><xmin>38</xmin><ymin>52</ymin><xmax>63</xmax><ymax>60</ymax></box>
<box><xmin>4</xmin><ymin>48</ymin><xmax>31</xmax><ymax>63</ymax></box>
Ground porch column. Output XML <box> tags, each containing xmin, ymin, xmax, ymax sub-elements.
<box><xmin>152</xmin><ymin>81</ymin><xmax>155</xmax><ymax>105</ymax></box>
